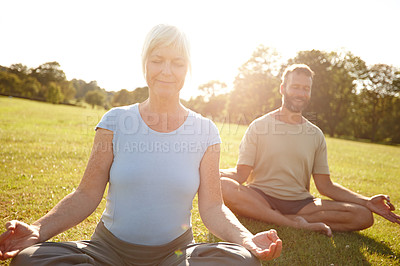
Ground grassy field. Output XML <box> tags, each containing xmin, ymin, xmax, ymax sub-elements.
<box><xmin>1</xmin><ymin>96</ymin><xmax>399</xmax><ymax>265</ymax></box>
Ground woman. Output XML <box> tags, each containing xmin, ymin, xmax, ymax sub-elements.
<box><xmin>0</xmin><ymin>24</ymin><xmax>282</xmax><ymax>265</ymax></box>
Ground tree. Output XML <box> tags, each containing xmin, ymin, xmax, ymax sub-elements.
<box><xmin>111</xmin><ymin>87</ymin><xmax>149</xmax><ymax>107</ymax></box>
<box><xmin>31</xmin><ymin>62</ymin><xmax>66</xmax><ymax>86</ymax></box>
<box><xmin>111</xmin><ymin>89</ymin><xmax>135</xmax><ymax>107</ymax></box>
<box><xmin>198</xmin><ymin>80</ymin><xmax>227</xmax><ymax>101</ymax></box>
<box><xmin>21</xmin><ymin>76</ymin><xmax>41</xmax><ymax>98</ymax></box>
<box><xmin>227</xmin><ymin>45</ymin><xmax>281</xmax><ymax>124</ymax></box>
<box><xmin>356</xmin><ymin>64</ymin><xmax>400</xmax><ymax>142</ymax></box>
<box><xmin>324</xmin><ymin>51</ymin><xmax>367</xmax><ymax>137</ymax></box>
<box><xmin>45</xmin><ymin>82</ymin><xmax>64</xmax><ymax>104</ymax></box>
<box><xmin>381</xmin><ymin>96</ymin><xmax>400</xmax><ymax>143</ymax></box>
<box><xmin>329</xmin><ymin>50</ymin><xmax>368</xmax><ymax>137</ymax></box>
<box><xmin>72</xmin><ymin>80</ymin><xmax>101</xmax><ymax>99</ymax></box>
<box><xmin>85</xmin><ymin>90</ymin><xmax>105</xmax><ymax>109</ymax></box>
<box><xmin>0</xmin><ymin>71</ymin><xmax>22</xmax><ymax>95</ymax></box>
<box><xmin>131</xmin><ymin>86</ymin><xmax>149</xmax><ymax>103</ymax></box>
<box><xmin>202</xmin><ymin>94</ymin><xmax>229</xmax><ymax>121</ymax></box>
<box><xmin>183</xmin><ymin>95</ymin><xmax>206</xmax><ymax>114</ymax></box>
<box><xmin>191</xmin><ymin>80</ymin><xmax>229</xmax><ymax>120</ymax></box>
<box><xmin>59</xmin><ymin>80</ymin><xmax>76</xmax><ymax>102</ymax></box>
<box><xmin>9</xmin><ymin>63</ymin><xmax>30</xmax><ymax>78</ymax></box>
<box><xmin>29</xmin><ymin>62</ymin><xmax>69</xmax><ymax>101</ymax></box>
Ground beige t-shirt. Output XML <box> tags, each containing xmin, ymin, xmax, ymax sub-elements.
<box><xmin>238</xmin><ymin>113</ymin><xmax>330</xmax><ymax>200</ymax></box>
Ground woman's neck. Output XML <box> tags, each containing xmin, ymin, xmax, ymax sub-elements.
<box><xmin>144</xmin><ymin>90</ymin><xmax>183</xmax><ymax>112</ymax></box>
<box><xmin>139</xmin><ymin>96</ymin><xmax>188</xmax><ymax>133</ymax></box>
<box><xmin>145</xmin><ymin>98</ymin><xmax>182</xmax><ymax>114</ymax></box>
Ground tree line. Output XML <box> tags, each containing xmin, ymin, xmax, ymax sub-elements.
<box><xmin>1</xmin><ymin>47</ymin><xmax>399</xmax><ymax>143</ymax></box>
<box><xmin>186</xmin><ymin>47</ymin><xmax>400</xmax><ymax>144</ymax></box>
<box><xmin>0</xmin><ymin>62</ymin><xmax>147</xmax><ymax>109</ymax></box>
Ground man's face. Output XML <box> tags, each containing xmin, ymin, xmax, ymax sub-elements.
<box><xmin>282</xmin><ymin>72</ymin><xmax>312</xmax><ymax>113</ymax></box>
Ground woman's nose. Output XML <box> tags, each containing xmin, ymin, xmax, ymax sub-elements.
<box><xmin>161</xmin><ymin>62</ymin><xmax>172</xmax><ymax>75</ymax></box>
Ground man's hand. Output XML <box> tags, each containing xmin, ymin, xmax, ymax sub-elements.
<box><xmin>0</xmin><ymin>220</ymin><xmax>40</xmax><ymax>260</ymax></box>
<box><xmin>242</xmin><ymin>229</ymin><xmax>282</xmax><ymax>261</ymax></box>
<box><xmin>366</xmin><ymin>195</ymin><xmax>400</xmax><ymax>224</ymax></box>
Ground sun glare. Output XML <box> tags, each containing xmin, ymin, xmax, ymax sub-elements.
<box><xmin>1</xmin><ymin>0</ymin><xmax>399</xmax><ymax>99</ymax></box>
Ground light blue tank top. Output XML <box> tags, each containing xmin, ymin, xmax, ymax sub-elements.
<box><xmin>95</xmin><ymin>104</ymin><xmax>221</xmax><ymax>245</ymax></box>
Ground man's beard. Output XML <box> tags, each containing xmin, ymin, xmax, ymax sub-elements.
<box><xmin>283</xmin><ymin>92</ymin><xmax>310</xmax><ymax>113</ymax></box>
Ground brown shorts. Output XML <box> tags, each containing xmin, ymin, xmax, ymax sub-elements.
<box><xmin>249</xmin><ymin>186</ymin><xmax>314</xmax><ymax>215</ymax></box>
<box><xmin>11</xmin><ymin>221</ymin><xmax>261</xmax><ymax>266</ymax></box>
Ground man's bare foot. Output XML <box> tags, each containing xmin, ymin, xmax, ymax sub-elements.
<box><xmin>294</xmin><ymin>216</ymin><xmax>332</xmax><ymax>237</ymax></box>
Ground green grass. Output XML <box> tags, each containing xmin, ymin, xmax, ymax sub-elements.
<box><xmin>1</xmin><ymin>96</ymin><xmax>399</xmax><ymax>265</ymax></box>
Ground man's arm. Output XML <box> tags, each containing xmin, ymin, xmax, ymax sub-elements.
<box><xmin>313</xmin><ymin>174</ymin><xmax>369</xmax><ymax>205</ymax></box>
<box><xmin>220</xmin><ymin>164</ymin><xmax>253</xmax><ymax>184</ymax></box>
<box><xmin>313</xmin><ymin>174</ymin><xmax>400</xmax><ymax>224</ymax></box>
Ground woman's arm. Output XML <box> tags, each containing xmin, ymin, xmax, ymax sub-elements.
<box><xmin>0</xmin><ymin>128</ymin><xmax>113</xmax><ymax>259</ymax></box>
<box><xmin>33</xmin><ymin>128</ymin><xmax>113</xmax><ymax>241</ymax></box>
<box><xmin>198</xmin><ymin>144</ymin><xmax>282</xmax><ymax>261</ymax></box>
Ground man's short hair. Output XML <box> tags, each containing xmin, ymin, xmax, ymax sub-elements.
<box><xmin>281</xmin><ymin>64</ymin><xmax>314</xmax><ymax>88</ymax></box>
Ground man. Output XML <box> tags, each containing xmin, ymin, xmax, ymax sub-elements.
<box><xmin>220</xmin><ymin>64</ymin><xmax>400</xmax><ymax>236</ymax></box>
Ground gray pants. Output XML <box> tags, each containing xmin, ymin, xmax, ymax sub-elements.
<box><xmin>11</xmin><ymin>222</ymin><xmax>260</xmax><ymax>266</ymax></box>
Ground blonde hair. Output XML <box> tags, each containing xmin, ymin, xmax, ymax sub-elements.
<box><xmin>141</xmin><ymin>24</ymin><xmax>191</xmax><ymax>76</ymax></box>
<box><xmin>281</xmin><ymin>64</ymin><xmax>314</xmax><ymax>88</ymax></box>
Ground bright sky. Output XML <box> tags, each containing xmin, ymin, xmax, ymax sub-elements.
<box><xmin>1</xmin><ymin>0</ymin><xmax>399</xmax><ymax>99</ymax></box>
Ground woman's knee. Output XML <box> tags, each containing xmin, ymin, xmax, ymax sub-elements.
<box><xmin>220</xmin><ymin>243</ymin><xmax>261</xmax><ymax>266</ymax></box>
<box><xmin>186</xmin><ymin>242</ymin><xmax>261</xmax><ymax>266</ymax></box>
<box><xmin>10</xmin><ymin>242</ymin><xmax>96</xmax><ymax>266</ymax></box>
<box><xmin>225</xmin><ymin>243</ymin><xmax>261</xmax><ymax>266</ymax></box>
<box><xmin>10</xmin><ymin>245</ymin><xmax>37</xmax><ymax>266</ymax></box>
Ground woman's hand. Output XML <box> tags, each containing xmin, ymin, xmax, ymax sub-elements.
<box><xmin>0</xmin><ymin>220</ymin><xmax>40</xmax><ymax>260</ymax></box>
<box><xmin>242</xmin><ymin>229</ymin><xmax>282</xmax><ymax>261</ymax></box>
